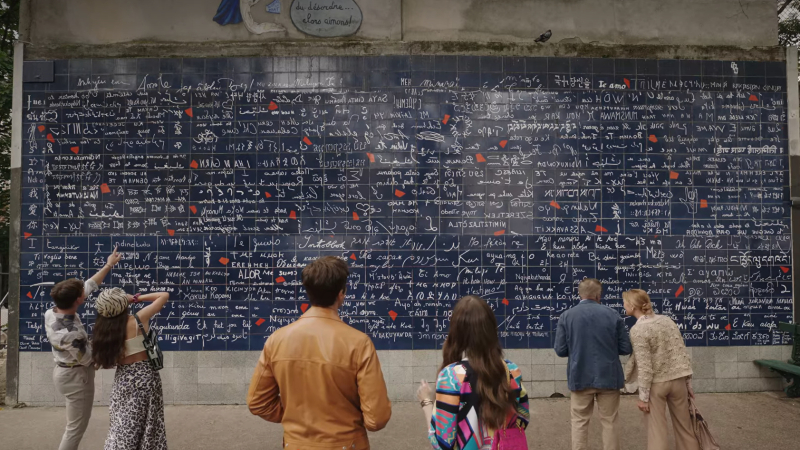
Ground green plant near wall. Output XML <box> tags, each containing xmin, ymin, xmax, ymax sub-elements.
<box><xmin>780</xmin><ymin>1</ymin><xmax>800</xmax><ymax>46</ymax></box>
<box><xmin>0</xmin><ymin>1</ymin><xmax>19</xmax><ymax>282</ymax></box>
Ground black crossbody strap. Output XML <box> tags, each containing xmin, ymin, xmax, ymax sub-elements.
<box><xmin>133</xmin><ymin>313</ymin><xmax>151</xmax><ymax>348</ymax></box>
<box><xmin>459</xmin><ymin>360</ymin><xmax>483</xmax><ymax>421</ymax></box>
<box><xmin>132</xmin><ymin>312</ymin><xmax>163</xmax><ymax>371</ymax></box>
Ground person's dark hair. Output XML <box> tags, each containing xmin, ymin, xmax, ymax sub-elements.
<box><xmin>441</xmin><ymin>296</ymin><xmax>512</xmax><ymax>431</ymax></box>
<box><xmin>91</xmin><ymin>307</ymin><xmax>129</xmax><ymax>369</ymax></box>
<box><xmin>50</xmin><ymin>279</ymin><xmax>85</xmax><ymax>310</ymax></box>
<box><xmin>301</xmin><ymin>256</ymin><xmax>349</xmax><ymax>307</ymax></box>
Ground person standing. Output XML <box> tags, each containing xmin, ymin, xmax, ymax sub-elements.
<box><xmin>554</xmin><ymin>278</ymin><xmax>632</xmax><ymax>450</ymax></box>
<box><xmin>623</xmin><ymin>289</ymin><xmax>699</xmax><ymax>450</ymax></box>
<box><xmin>45</xmin><ymin>247</ymin><xmax>122</xmax><ymax>450</ymax></box>
<box><xmin>92</xmin><ymin>287</ymin><xmax>170</xmax><ymax>450</ymax></box>
<box><xmin>416</xmin><ymin>295</ymin><xmax>529</xmax><ymax>450</ymax></box>
<box><xmin>247</xmin><ymin>256</ymin><xmax>391</xmax><ymax>450</ymax></box>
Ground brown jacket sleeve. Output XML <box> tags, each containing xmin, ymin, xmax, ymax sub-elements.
<box><xmin>356</xmin><ymin>338</ymin><xmax>392</xmax><ymax>431</ymax></box>
<box><xmin>247</xmin><ymin>336</ymin><xmax>284</xmax><ymax>422</ymax></box>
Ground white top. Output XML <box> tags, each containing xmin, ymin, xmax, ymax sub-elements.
<box><xmin>124</xmin><ymin>333</ymin><xmax>146</xmax><ymax>357</ymax></box>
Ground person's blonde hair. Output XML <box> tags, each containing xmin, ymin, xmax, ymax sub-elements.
<box><xmin>622</xmin><ymin>289</ymin><xmax>654</xmax><ymax>314</ymax></box>
<box><xmin>577</xmin><ymin>278</ymin><xmax>602</xmax><ymax>299</ymax></box>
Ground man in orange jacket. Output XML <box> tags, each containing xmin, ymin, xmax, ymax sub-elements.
<box><xmin>247</xmin><ymin>256</ymin><xmax>392</xmax><ymax>449</ymax></box>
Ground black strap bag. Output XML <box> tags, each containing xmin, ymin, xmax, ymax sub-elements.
<box><xmin>134</xmin><ymin>313</ymin><xmax>164</xmax><ymax>371</ymax></box>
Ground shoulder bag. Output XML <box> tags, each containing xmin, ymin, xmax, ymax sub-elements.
<box><xmin>688</xmin><ymin>397</ymin><xmax>720</xmax><ymax>450</ymax></box>
<box><xmin>623</xmin><ymin>352</ymin><xmax>639</xmax><ymax>394</ymax></box>
<box><xmin>490</xmin><ymin>362</ymin><xmax>528</xmax><ymax>450</ymax></box>
<box><xmin>134</xmin><ymin>312</ymin><xmax>164</xmax><ymax>371</ymax></box>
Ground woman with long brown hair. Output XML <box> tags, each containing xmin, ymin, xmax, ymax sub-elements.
<box><xmin>416</xmin><ymin>296</ymin><xmax>530</xmax><ymax>449</ymax></box>
<box><xmin>92</xmin><ymin>288</ymin><xmax>169</xmax><ymax>450</ymax></box>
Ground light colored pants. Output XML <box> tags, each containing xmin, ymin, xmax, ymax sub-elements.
<box><xmin>570</xmin><ymin>388</ymin><xmax>620</xmax><ymax>450</ymax></box>
<box><xmin>646</xmin><ymin>377</ymin><xmax>701</xmax><ymax>450</ymax></box>
<box><xmin>53</xmin><ymin>365</ymin><xmax>95</xmax><ymax>450</ymax></box>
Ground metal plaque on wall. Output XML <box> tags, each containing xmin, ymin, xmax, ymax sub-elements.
<box><xmin>290</xmin><ymin>0</ymin><xmax>362</xmax><ymax>37</ymax></box>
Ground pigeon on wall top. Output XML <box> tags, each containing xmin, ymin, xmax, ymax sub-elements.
<box><xmin>535</xmin><ymin>30</ymin><xmax>552</xmax><ymax>43</ymax></box>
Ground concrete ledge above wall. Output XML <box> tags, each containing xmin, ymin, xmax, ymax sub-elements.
<box><xmin>22</xmin><ymin>0</ymin><xmax>778</xmax><ymax>48</ymax></box>
<box><xmin>18</xmin><ymin>346</ymin><xmax>791</xmax><ymax>407</ymax></box>
<box><xmin>402</xmin><ymin>0</ymin><xmax>778</xmax><ymax>47</ymax></box>
<box><xmin>23</xmin><ymin>40</ymin><xmax>787</xmax><ymax>61</ymax></box>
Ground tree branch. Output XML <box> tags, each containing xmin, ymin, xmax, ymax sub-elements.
<box><xmin>779</xmin><ymin>0</ymin><xmax>795</xmax><ymax>16</ymax></box>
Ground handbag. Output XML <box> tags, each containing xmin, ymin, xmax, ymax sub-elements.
<box><xmin>623</xmin><ymin>353</ymin><xmax>639</xmax><ymax>394</ymax></box>
<box><xmin>490</xmin><ymin>363</ymin><xmax>528</xmax><ymax>450</ymax></box>
<box><xmin>134</xmin><ymin>312</ymin><xmax>164</xmax><ymax>371</ymax></box>
<box><xmin>688</xmin><ymin>397</ymin><xmax>720</xmax><ymax>450</ymax></box>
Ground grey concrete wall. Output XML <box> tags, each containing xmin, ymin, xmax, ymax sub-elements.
<box><xmin>18</xmin><ymin>347</ymin><xmax>790</xmax><ymax>406</ymax></box>
<box><xmin>24</xmin><ymin>0</ymin><xmax>401</xmax><ymax>44</ymax></box>
<box><xmin>403</xmin><ymin>0</ymin><xmax>779</xmax><ymax>47</ymax></box>
<box><xmin>23</xmin><ymin>0</ymin><xmax>778</xmax><ymax>48</ymax></box>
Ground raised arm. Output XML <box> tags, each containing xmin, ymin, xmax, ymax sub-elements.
<box><xmin>357</xmin><ymin>338</ymin><xmax>391</xmax><ymax>431</ymax></box>
<box><xmin>617</xmin><ymin>317</ymin><xmax>633</xmax><ymax>356</ymax></box>
<box><xmin>89</xmin><ymin>246</ymin><xmax>122</xmax><ymax>289</ymax></box>
<box><xmin>131</xmin><ymin>292</ymin><xmax>169</xmax><ymax>330</ymax></box>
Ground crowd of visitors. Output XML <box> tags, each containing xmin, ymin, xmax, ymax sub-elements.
<box><xmin>44</xmin><ymin>252</ymin><xmax>704</xmax><ymax>450</ymax></box>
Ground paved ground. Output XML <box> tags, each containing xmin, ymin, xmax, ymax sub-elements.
<box><xmin>1</xmin><ymin>393</ymin><xmax>798</xmax><ymax>449</ymax></box>
<box><xmin>0</xmin><ymin>348</ymin><xmax>6</xmax><ymax>402</ymax></box>
<box><xmin>1</xmin><ymin>306</ymin><xmax>7</xmax><ymax>401</ymax></box>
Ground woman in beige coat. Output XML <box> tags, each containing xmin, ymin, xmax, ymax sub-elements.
<box><xmin>623</xmin><ymin>289</ymin><xmax>699</xmax><ymax>450</ymax></box>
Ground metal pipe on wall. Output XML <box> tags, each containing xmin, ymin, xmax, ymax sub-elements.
<box><xmin>787</xmin><ymin>46</ymin><xmax>799</xmax><ymax>325</ymax></box>
<box><xmin>5</xmin><ymin>40</ymin><xmax>24</xmax><ymax>406</ymax></box>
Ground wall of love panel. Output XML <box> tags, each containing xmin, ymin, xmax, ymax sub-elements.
<box><xmin>18</xmin><ymin>56</ymin><xmax>793</xmax><ymax>351</ymax></box>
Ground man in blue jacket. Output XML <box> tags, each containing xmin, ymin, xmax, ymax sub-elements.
<box><xmin>554</xmin><ymin>278</ymin><xmax>632</xmax><ymax>450</ymax></box>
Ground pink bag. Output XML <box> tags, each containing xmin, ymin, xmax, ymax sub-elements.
<box><xmin>491</xmin><ymin>426</ymin><xmax>527</xmax><ymax>450</ymax></box>
<box><xmin>491</xmin><ymin>364</ymin><xmax>528</xmax><ymax>450</ymax></box>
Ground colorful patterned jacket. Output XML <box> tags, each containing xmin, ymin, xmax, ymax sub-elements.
<box><xmin>429</xmin><ymin>359</ymin><xmax>530</xmax><ymax>450</ymax></box>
